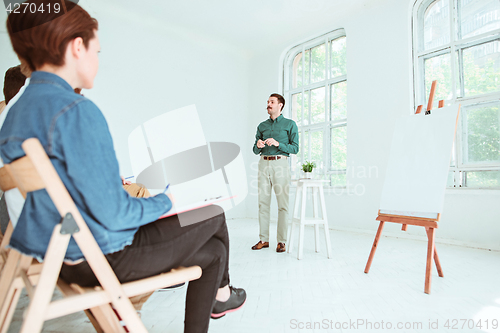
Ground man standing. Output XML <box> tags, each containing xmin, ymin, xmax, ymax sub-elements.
<box><xmin>252</xmin><ymin>93</ymin><xmax>299</xmax><ymax>253</ymax></box>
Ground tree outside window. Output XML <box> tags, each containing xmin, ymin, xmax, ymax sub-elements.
<box><xmin>414</xmin><ymin>0</ymin><xmax>500</xmax><ymax>188</ymax></box>
<box><xmin>284</xmin><ymin>30</ymin><xmax>347</xmax><ymax>186</ymax></box>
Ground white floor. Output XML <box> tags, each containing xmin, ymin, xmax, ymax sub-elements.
<box><xmin>7</xmin><ymin>218</ymin><xmax>500</xmax><ymax>333</ymax></box>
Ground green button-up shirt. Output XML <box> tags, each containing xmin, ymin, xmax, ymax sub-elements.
<box><xmin>253</xmin><ymin>114</ymin><xmax>299</xmax><ymax>156</ymax></box>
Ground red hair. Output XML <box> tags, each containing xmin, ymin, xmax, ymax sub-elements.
<box><xmin>7</xmin><ymin>0</ymin><xmax>98</xmax><ymax>71</ymax></box>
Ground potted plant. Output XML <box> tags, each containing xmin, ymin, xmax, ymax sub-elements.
<box><xmin>301</xmin><ymin>161</ymin><xmax>316</xmax><ymax>178</ymax></box>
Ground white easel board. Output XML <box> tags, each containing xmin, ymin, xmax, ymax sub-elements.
<box><xmin>379</xmin><ymin>104</ymin><xmax>460</xmax><ymax>219</ymax></box>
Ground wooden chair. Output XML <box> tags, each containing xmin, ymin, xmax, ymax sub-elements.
<box><xmin>1</xmin><ymin>166</ymin><xmax>122</xmax><ymax>333</ymax></box>
<box><xmin>0</xmin><ymin>138</ymin><xmax>202</xmax><ymax>333</ymax></box>
<box><xmin>0</xmin><ymin>166</ymin><xmax>43</xmax><ymax>333</ymax></box>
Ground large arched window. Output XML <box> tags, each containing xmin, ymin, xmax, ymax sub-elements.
<box><xmin>413</xmin><ymin>0</ymin><xmax>500</xmax><ymax>188</ymax></box>
<box><xmin>283</xmin><ymin>29</ymin><xmax>347</xmax><ymax>186</ymax></box>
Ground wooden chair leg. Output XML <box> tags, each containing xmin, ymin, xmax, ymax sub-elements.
<box><xmin>364</xmin><ymin>221</ymin><xmax>385</xmax><ymax>273</ymax></box>
<box><xmin>56</xmin><ymin>279</ymin><xmax>123</xmax><ymax>333</ymax></box>
<box><xmin>0</xmin><ymin>223</ymin><xmax>13</xmax><ymax>260</ymax></box>
<box><xmin>425</xmin><ymin>227</ymin><xmax>436</xmax><ymax>294</ymax></box>
<box><xmin>20</xmin><ymin>226</ymin><xmax>71</xmax><ymax>333</ymax></box>
<box><xmin>84</xmin><ymin>310</ymin><xmax>104</xmax><ymax>333</ymax></box>
<box><xmin>425</xmin><ymin>228</ymin><xmax>444</xmax><ymax>277</ymax></box>
<box><xmin>87</xmin><ymin>305</ymin><xmax>126</xmax><ymax>333</ymax></box>
<box><xmin>0</xmin><ymin>287</ymin><xmax>21</xmax><ymax>333</ymax></box>
<box><xmin>0</xmin><ymin>250</ymin><xmax>22</xmax><ymax>318</ymax></box>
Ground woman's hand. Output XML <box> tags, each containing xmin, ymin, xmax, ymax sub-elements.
<box><xmin>121</xmin><ymin>176</ymin><xmax>132</xmax><ymax>185</ymax></box>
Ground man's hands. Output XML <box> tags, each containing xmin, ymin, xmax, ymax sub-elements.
<box><xmin>264</xmin><ymin>138</ymin><xmax>279</xmax><ymax>147</ymax></box>
<box><xmin>257</xmin><ymin>138</ymin><xmax>279</xmax><ymax>148</ymax></box>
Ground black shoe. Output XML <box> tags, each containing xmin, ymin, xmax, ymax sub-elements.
<box><xmin>158</xmin><ymin>282</ymin><xmax>186</xmax><ymax>291</ymax></box>
<box><xmin>211</xmin><ymin>286</ymin><xmax>246</xmax><ymax>319</ymax></box>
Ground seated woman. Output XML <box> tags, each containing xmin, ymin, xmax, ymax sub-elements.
<box><xmin>0</xmin><ymin>1</ymin><xmax>245</xmax><ymax>332</ymax></box>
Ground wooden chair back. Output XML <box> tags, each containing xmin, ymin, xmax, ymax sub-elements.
<box><xmin>1</xmin><ymin>138</ymin><xmax>201</xmax><ymax>333</ymax></box>
<box><xmin>0</xmin><ymin>164</ymin><xmax>42</xmax><ymax>333</ymax></box>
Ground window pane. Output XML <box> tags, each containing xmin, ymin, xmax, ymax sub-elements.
<box><xmin>463</xmin><ymin>40</ymin><xmax>500</xmax><ymax>97</ymax></box>
<box><xmin>330</xmin><ymin>173</ymin><xmax>346</xmax><ymax>187</ymax></box>
<box><xmin>460</xmin><ymin>0</ymin><xmax>500</xmax><ymax>39</ymax></box>
<box><xmin>304</xmin><ymin>49</ymin><xmax>310</xmax><ymax>85</ymax></box>
<box><xmin>310</xmin><ymin>130</ymin><xmax>324</xmax><ymax>171</ymax></box>
<box><xmin>465</xmin><ymin>170</ymin><xmax>500</xmax><ymax>187</ymax></box>
<box><xmin>331</xmin><ymin>81</ymin><xmax>347</xmax><ymax>121</ymax></box>
<box><xmin>455</xmin><ymin>50</ymin><xmax>462</xmax><ymax>98</ymax></box>
<box><xmin>463</xmin><ymin>103</ymin><xmax>500</xmax><ymax>164</ymax></box>
<box><xmin>303</xmin><ymin>90</ymin><xmax>310</xmax><ymax>126</ymax></box>
<box><xmin>292</xmin><ymin>52</ymin><xmax>302</xmax><ymax>89</ymax></box>
<box><xmin>303</xmin><ymin>131</ymin><xmax>310</xmax><ymax>161</ymax></box>
<box><xmin>331</xmin><ymin>126</ymin><xmax>347</xmax><ymax>170</ymax></box>
<box><xmin>424</xmin><ymin>53</ymin><xmax>452</xmax><ymax>108</ymax></box>
<box><xmin>310</xmin><ymin>87</ymin><xmax>325</xmax><ymax>124</ymax></box>
<box><xmin>331</xmin><ymin>37</ymin><xmax>347</xmax><ymax>78</ymax></box>
<box><xmin>292</xmin><ymin>93</ymin><xmax>302</xmax><ymax>124</ymax></box>
<box><xmin>424</xmin><ymin>0</ymin><xmax>451</xmax><ymax>50</ymax></box>
<box><xmin>311</xmin><ymin>44</ymin><xmax>326</xmax><ymax>83</ymax></box>
<box><xmin>450</xmin><ymin>141</ymin><xmax>456</xmax><ymax>167</ymax></box>
<box><xmin>291</xmin><ymin>139</ymin><xmax>302</xmax><ymax>179</ymax></box>
<box><xmin>447</xmin><ymin>171</ymin><xmax>455</xmax><ymax>187</ymax></box>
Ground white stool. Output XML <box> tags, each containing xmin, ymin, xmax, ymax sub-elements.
<box><xmin>287</xmin><ymin>179</ymin><xmax>332</xmax><ymax>260</ymax></box>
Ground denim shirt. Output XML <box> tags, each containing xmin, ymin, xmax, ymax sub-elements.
<box><xmin>0</xmin><ymin>71</ymin><xmax>172</xmax><ymax>261</ymax></box>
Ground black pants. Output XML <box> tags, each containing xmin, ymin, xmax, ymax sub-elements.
<box><xmin>60</xmin><ymin>205</ymin><xmax>230</xmax><ymax>333</ymax></box>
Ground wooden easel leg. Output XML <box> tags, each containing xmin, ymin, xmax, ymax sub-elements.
<box><xmin>364</xmin><ymin>221</ymin><xmax>385</xmax><ymax>274</ymax></box>
<box><xmin>425</xmin><ymin>228</ymin><xmax>444</xmax><ymax>277</ymax></box>
<box><xmin>425</xmin><ymin>227</ymin><xmax>436</xmax><ymax>294</ymax></box>
<box><xmin>433</xmin><ymin>249</ymin><xmax>444</xmax><ymax>277</ymax></box>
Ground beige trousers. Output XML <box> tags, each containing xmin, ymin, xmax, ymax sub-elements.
<box><xmin>258</xmin><ymin>157</ymin><xmax>290</xmax><ymax>243</ymax></box>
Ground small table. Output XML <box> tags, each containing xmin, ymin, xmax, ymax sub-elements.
<box><xmin>287</xmin><ymin>179</ymin><xmax>332</xmax><ymax>260</ymax></box>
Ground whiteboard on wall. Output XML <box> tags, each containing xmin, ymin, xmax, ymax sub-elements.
<box><xmin>379</xmin><ymin>104</ymin><xmax>460</xmax><ymax>219</ymax></box>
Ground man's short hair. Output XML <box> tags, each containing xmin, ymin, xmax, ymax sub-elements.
<box><xmin>3</xmin><ymin>65</ymin><xmax>26</xmax><ymax>105</ymax></box>
<box><xmin>6</xmin><ymin>0</ymin><xmax>98</xmax><ymax>72</ymax></box>
<box><xmin>270</xmin><ymin>93</ymin><xmax>285</xmax><ymax>112</ymax></box>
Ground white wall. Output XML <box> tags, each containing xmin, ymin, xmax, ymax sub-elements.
<box><xmin>0</xmin><ymin>1</ymin><xmax>251</xmax><ymax>218</ymax></box>
<box><xmin>1</xmin><ymin>0</ymin><xmax>499</xmax><ymax>248</ymax></box>
<box><xmin>245</xmin><ymin>0</ymin><xmax>500</xmax><ymax>251</ymax></box>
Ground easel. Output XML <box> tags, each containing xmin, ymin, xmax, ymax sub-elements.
<box><xmin>364</xmin><ymin>81</ymin><xmax>445</xmax><ymax>294</ymax></box>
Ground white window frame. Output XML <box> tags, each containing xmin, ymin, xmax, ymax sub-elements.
<box><xmin>282</xmin><ymin>29</ymin><xmax>347</xmax><ymax>187</ymax></box>
<box><xmin>412</xmin><ymin>0</ymin><xmax>500</xmax><ymax>189</ymax></box>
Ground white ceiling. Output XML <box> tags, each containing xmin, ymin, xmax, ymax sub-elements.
<box><xmin>1</xmin><ymin>0</ymin><xmax>380</xmax><ymax>53</ymax></box>
<box><xmin>92</xmin><ymin>0</ymin><xmax>377</xmax><ymax>54</ymax></box>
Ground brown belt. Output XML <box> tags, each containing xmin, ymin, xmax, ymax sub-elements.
<box><xmin>262</xmin><ymin>155</ymin><xmax>286</xmax><ymax>160</ymax></box>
